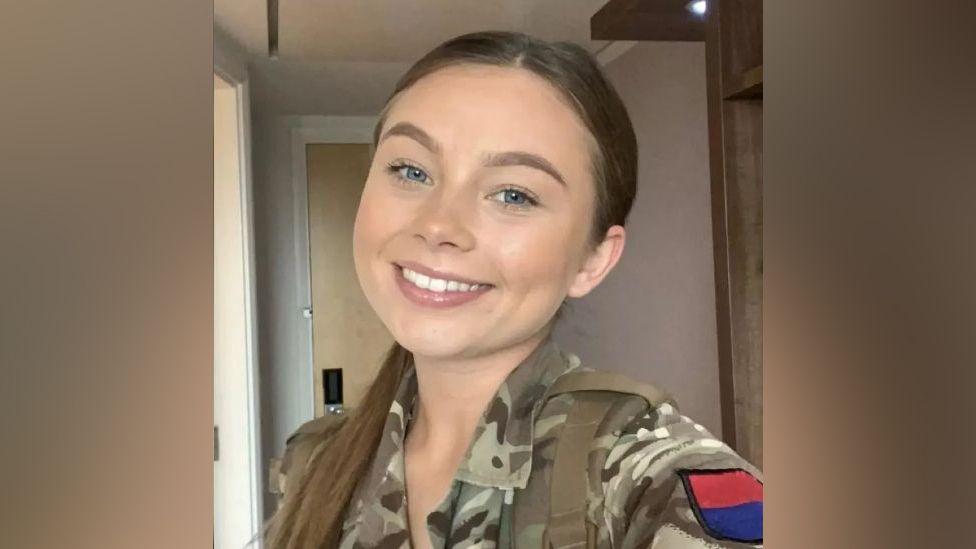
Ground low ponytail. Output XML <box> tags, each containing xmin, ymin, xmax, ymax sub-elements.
<box><xmin>265</xmin><ymin>342</ymin><xmax>413</xmax><ymax>548</ymax></box>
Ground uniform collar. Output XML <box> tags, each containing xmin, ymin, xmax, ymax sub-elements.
<box><xmin>401</xmin><ymin>335</ymin><xmax>582</xmax><ymax>490</ymax></box>
<box><xmin>343</xmin><ymin>336</ymin><xmax>581</xmax><ymax>539</ymax></box>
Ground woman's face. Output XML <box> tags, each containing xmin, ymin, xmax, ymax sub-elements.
<box><xmin>353</xmin><ymin>64</ymin><xmax>623</xmax><ymax>360</ymax></box>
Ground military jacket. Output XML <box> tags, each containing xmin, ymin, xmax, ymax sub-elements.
<box><xmin>288</xmin><ymin>337</ymin><xmax>763</xmax><ymax>548</ymax></box>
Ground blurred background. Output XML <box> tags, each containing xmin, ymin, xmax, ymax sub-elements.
<box><xmin>211</xmin><ymin>1</ymin><xmax>761</xmax><ymax>546</ymax></box>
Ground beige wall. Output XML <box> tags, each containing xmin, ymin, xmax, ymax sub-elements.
<box><xmin>552</xmin><ymin>42</ymin><xmax>722</xmax><ymax>435</ymax></box>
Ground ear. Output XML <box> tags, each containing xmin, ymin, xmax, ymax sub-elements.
<box><xmin>567</xmin><ymin>225</ymin><xmax>626</xmax><ymax>298</ymax></box>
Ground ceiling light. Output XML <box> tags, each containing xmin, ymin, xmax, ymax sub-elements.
<box><xmin>688</xmin><ymin>0</ymin><xmax>707</xmax><ymax>15</ymax></box>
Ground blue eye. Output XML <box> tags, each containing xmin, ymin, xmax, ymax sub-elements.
<box><xmin>502</xmin><ymin>190</ymin><xmax>527</xmax><ymax>204</ymax></box>
<box><xmin>490</xmin><ymin>188</ymin><xmax>539</xmax><ymax>208</ymax></box>
<box><xmin>387</xmin><ymin>162</ymin><xmax>430</xmax><ymax>185</ymax></box>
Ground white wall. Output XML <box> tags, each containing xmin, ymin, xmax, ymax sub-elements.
<box><xmin>553</xmin><ymin>41</ymin><xmax>722</xmax><ymax>435</ymax></box>
<box><xmin>214</xmin><ymin>27</ymin><xmax>263</xmax><ymax>536</ymax></box>
<box><xmin>213</xmin><ymin>78</ymin><xmax>253</xmax><ymax>548</ymax></box>
<box><xmin>252</xmin><ymin>114</ymin><xmax>302</xmax><ymax>516</ymax></box>
<box><xmin>215</xmin><ymin>26</ymin><xmax>248</xmax><ymax>86</ymax></box>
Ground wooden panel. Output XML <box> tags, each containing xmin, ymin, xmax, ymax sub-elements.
<box><xmin>720</xmin><ymin>0</ymin><xmax>762</xmax><ymax>78</ymax></box>
<box><xmin>306</xmin><ymin>144</ymin><xmax>393</xmax><ymax>417</ymax></box>
<box><xmin>724</xmin><ymin>64</ymin><xmax>763</xmax><ymax>99</ymax></box>
<box><xmin>724</xmin><ymin>99</ymin><xmax>763</xmax><ymax>465</ymax></box>
<box><xmin>591</xmin><ymin>0</ymin><xmax>705</xmax><ymax>41</ymax></box>
<box><xmin>704</xmin><ymin>4</ymin><xmax>738</xmax><ymax>448</ymax></box>
<box><xmin>705</xmin><ymin>0</ymin><xmax>763</xmax><ymax>466</ymax></box>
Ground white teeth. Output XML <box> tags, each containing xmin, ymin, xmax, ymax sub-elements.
<box><xmin>429</xmin><ymin>278</ymin><xmax>447</xmax><ymax>292</ymax></box>
<box><xmin>400</xmin><ymin>267</ymin><xmax>486</xmax><ymax>293</ymax></box>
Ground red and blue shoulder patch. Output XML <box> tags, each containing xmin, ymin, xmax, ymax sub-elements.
<box><xmin>677</xmin><ymin>468</ymin><xmax>763</xmax><ymax>543</ymax></box>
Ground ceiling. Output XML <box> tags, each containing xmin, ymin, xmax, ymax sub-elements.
<box><xmin>215</xmin><ymin>0</ymin><xmax>613</xmax><ymax>115</ymax></box>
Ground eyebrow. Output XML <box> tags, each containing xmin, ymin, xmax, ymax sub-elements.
<box><xmin>379</xmin><ymin>121</ymin><xmax>442</xmax><ymax>155</ymax></box>
<box><xmin>379</xmin><ymin>121</ymin><xmax>568</xmax><ymax>187</ymax></box>
<box><xmin>481</xmin><ymin>151</ymin><xmax>567</xmax><ymax>187</ymax></box>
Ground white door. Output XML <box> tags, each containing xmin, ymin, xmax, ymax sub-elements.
<box><xmin>214</xmin><ymin>72</ymin><xmax>261</xmax><ymax>548</ymax></box>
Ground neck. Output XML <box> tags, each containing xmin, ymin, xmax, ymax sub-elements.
<box><xmin>407</xmin><ymin>331</ymin><xmax>549</xmax><ymax>459</ymax></box>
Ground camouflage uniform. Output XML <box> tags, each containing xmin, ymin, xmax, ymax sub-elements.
<box><xmin>287</xmin><ymin>336</ymin><xmax>762</xmax><ymax>548</ymax></box>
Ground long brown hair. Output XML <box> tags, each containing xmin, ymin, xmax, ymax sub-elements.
<box><xmin>265</xmin><ymin>30</ymin><xmax>637</xmax><ymax>548</ymax></box>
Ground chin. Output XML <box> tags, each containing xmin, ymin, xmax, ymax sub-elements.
<box><xmin>391</xmin><ymin>320</ymin><xmax>476</xmax><ymax>359</ymax></box>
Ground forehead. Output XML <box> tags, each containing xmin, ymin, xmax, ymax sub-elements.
<box><xmin>382</xmin><ymin>64</ymin><xmax>594</xmax><ymax>174</ymax></box>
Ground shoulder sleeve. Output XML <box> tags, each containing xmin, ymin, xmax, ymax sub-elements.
<box><xmin>601</xmin><ymin>402</ymin><xmax>763</xmax><ymax>548</ymax></box>
<box><xmin>274</xmin><ymin>414</ymin><xmax>347</xmax><ymax>505</ymax></box>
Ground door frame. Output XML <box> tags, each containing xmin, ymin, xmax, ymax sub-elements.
<box><xmin>213</xmin><ymin>57</ymin><xmax>263</xmax><ymax>538</ymax></box>
<box><xmin>289</xmin><ymin>116</ymin><xmax>379</xmax><ymax>420</ymax></box>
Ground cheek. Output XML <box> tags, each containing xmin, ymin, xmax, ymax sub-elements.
<box><xmin>494</xmin><ymin>192</ymin><xmax>595</xmax><ymax>294</ymax></box>
<box><xmin>353</xmin><ymin>183</ymin><xmax>396</xmax><ymax>257</ymax></box>
<box><xmin>494</xmin><ymin>222</ymin><xmax>578</xmax><ymax>291</ymax></box>
<box><xmin>352</xmin><ymin>187</ymin><xmax>393</xmax><ymax>297</ymax></box>
<box><xmin>352</xmin><ymin>184</ymin><xmax>403</xmax><ymax>313</ymax></box>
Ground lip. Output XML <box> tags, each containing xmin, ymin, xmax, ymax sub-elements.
<box><xmin>394</xmin><ymin>260</ymin><xmax>492</xmax><ymax>287</ymax></box>
<box><xmin>392</xmin><ymin>263</ymin><xmax>493</xmax><ymax>309</ymax></box>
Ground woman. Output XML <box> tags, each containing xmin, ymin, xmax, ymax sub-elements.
<box><xmin>267</xmin><ymin>31</ymin><xmax>762</xmax><ymax>549</ymax></box>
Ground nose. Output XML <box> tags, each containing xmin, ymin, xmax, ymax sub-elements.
<box><xmin>411</xmin><ymin>188</ymin><xmax>476</xmax><ymax>252</ymax></box>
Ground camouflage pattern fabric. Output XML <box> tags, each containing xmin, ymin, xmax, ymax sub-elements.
<box><xmin>282</xmin><ymin>336</ymin><xmax>762</xmax><ymax>548</ymax></box>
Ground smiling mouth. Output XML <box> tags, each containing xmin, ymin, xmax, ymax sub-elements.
<box><xmin>391</xmin><ymin>263</ymin><xmax>494</xmax><ymax>309</ymax></box>
<box><xmin>394</xmin><ymin>263</ymin><xmax>494</xmax><ymax>293</ymax></box>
